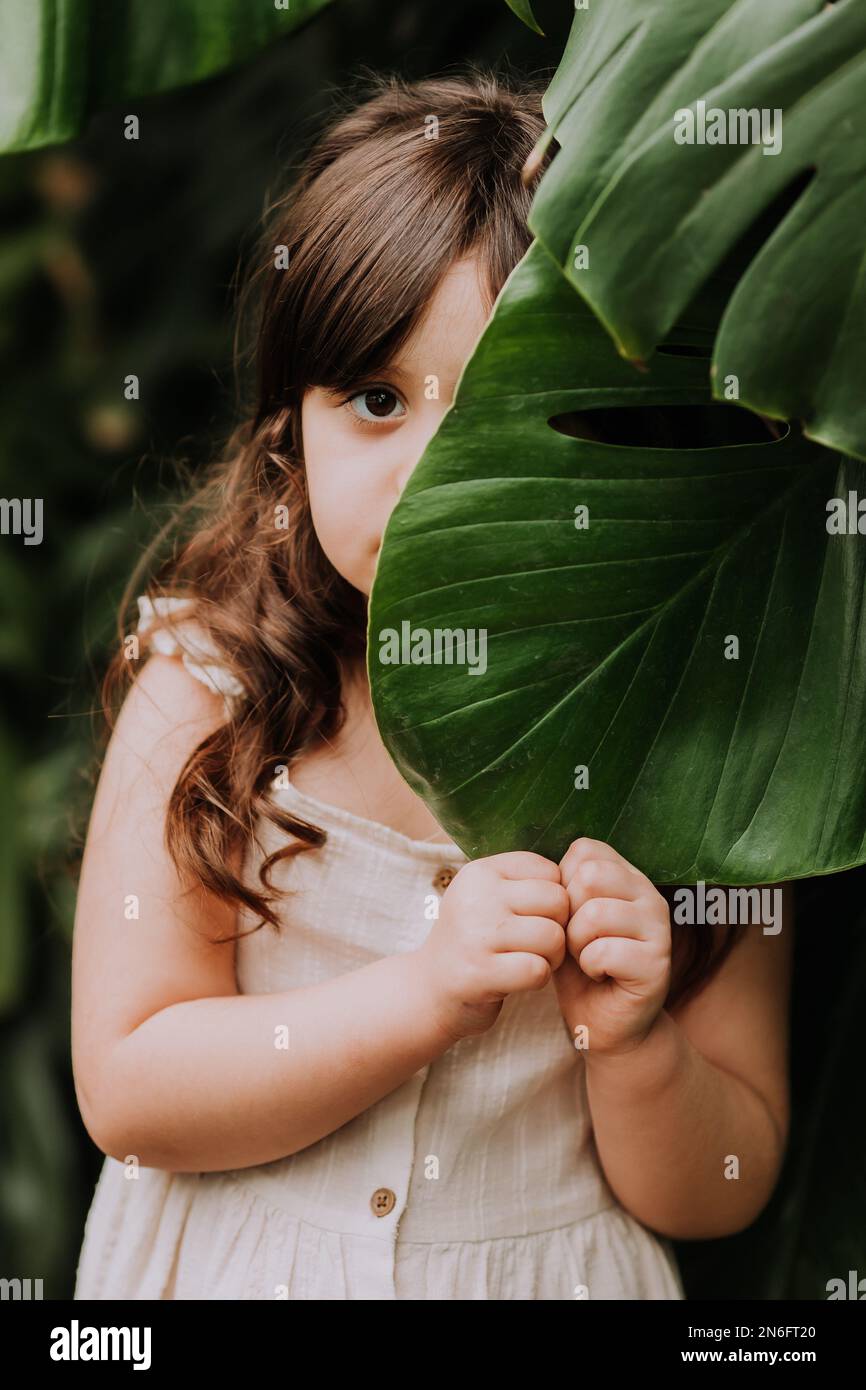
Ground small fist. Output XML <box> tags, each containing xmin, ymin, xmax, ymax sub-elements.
<box><xmin>552</xmin><ymin>837</ymin><xmax>671</xmax><ymax>1058</ymax></box>
<box><xmin>417</xmin><ymin>850</ymin><xmax>571</xmax><ymax>1044</ymax></box>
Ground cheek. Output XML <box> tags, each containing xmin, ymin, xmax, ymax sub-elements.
<box><xmin>300</xmin><ymin>402</ymin><xmax>392</xmax><ymax>580</ymax></box>
<box><xmin>300</xmin><ymin>412</ymin><xmax>350</xmax><ymax>542</ymax></box>
<box><xmin>307</xmin><ymin>473</ymin><xmax>353</xmax><ymax>556</ymax></box>
<box><xmin>306</xmin><ymin>457</ymin><xmax>382</xmax><ymax>543</ymax></box>
<box><xmin>303</xmin><ymin>457</ymin><xmax>387</xmax><ymax>594</ymax></box>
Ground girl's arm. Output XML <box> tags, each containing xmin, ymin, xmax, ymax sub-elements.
<box><xmin>582</xmin><ymin>894</ymin><xmax>794</xmax><ymax>1240</ymax></box>
<box><xmin>72</xmin><ymin>654</ymin><xmax>453</xmax><ymax>1174</ymax></box>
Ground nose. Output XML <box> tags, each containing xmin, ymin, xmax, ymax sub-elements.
<box><xmin>392</xmin><ymin>402</ymin><xmax>449</xmax><ymax>498</ymax></box>
<box><xmin>393</xmin><ymin>453</ymin><xmax>417</xmax><ymax>498</ymax></box>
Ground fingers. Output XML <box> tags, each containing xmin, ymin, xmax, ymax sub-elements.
<box><xmin>569</xmin><ymin>895</ymin><xmax>670</xmax><ymax>973</ymax></box>
<box><xmin>504</xmin><ymin>877</ymin><xmax>571</xmax><ymax>926</ymax></box>
<box><xmin>562</xmin><ymin>857</ymin><xmax>643</xmax><ymax>918</ymax></box>
<box><xmin>577</xmin><ymin>935</ymin><xmax>657</xmax><ymax>990</ymax></box>
<box><xmin>466</xmin><ymin>853</ymin><xmax>569</xmax><ymax>923</ymax></box>
<box><xmin>559</xmin><ymin>836</ymin><xmax>641</xmax><ymax>887</ymax></box>
<box><xmin>565</xmin><ymin>897</ymin><xmax>649</xmax><ymax>961</ymax></box>
<box><xmin>494</xmin><ymin>915</ymin><xmax>567</xmax><ymax>971</ymax></box>
<box><xmin>487</xmin><ymin>950</ymin><xmax>556</xmax><ymax>996</ymax></box>
<box><xmin>486</xmin><ymin>851</ymin><xmax>562</xmax><ymax>882</ymax></box>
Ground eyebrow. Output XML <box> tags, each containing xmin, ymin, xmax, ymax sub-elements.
<box><xmin>322</xmin><ymin>362</ymin><xmax>413</xmax><ymax>396</ymax></box>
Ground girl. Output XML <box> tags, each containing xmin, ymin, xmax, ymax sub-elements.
<box><xmin>71</xmin><ymin>68</ymin><xmax>793</xmax><ymax>1301</ymax></box>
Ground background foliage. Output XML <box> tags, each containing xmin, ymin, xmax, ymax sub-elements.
<box><xmin>0</xmin><ymin>0</ymin><xmax>334</xmax><ymax>153</ymax></box>
<box><xmin>0</xmin><ymin>0</ymin><xmax>861</xmax><ymax>1301</ymax></box>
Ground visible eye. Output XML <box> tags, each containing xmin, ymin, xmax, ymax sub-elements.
<box><xmin>343</xmin><ymin>385</ymin><xmax>407</xmax><ymax>426</ymax></box>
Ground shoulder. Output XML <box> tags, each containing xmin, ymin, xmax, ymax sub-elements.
<box><xmin>123</xmin><ymin>645</ymin><xmax>230</xmax><ymax>739</ymax></box>
<box><xmin>98</xmin><ymin>652</ymin><xmax>231</xmax><ymax>827</ymax></box>
<box><xmin>98</xmin><ymin>595</ymin><xmax>248</xmax><ymax>816</ymax></box>
<box><xmin>134</xmin><ymin>592</ymin><xmax>246</xmax><ymax>711</ymax></box>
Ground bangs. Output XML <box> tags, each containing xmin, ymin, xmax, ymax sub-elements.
<box><xmin>251</xmin><ymin>72</ymin><xmax>548</xmax><ymax>420</ymax></box>
<box><xmin>267</xmin><ymin>134</ymin><xmax>514</xmax><ymax>402</ymax></box>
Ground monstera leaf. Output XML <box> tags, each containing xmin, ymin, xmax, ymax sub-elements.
<box><xmin>0</xmin><ymin>0</ymin><xmax>334</xmax><ymax>153</ymax></box>
<box><xmin>527</xmin><ymin>0</ymin><xmax>866</xmax><ymax>463</ymax></box>
<box><xmin>367</xmin><ymin>239</ymin><xmax>866</xmax><ymax>884</ymax></box>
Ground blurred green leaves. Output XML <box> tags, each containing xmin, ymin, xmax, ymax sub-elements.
<box><xmin>0</xmin><ymin>724</ymin><xmax>24</xmax><ymax>1012</ymax></box>
<box><xmin>0</xmin><ymin>0</ymin><xmax>336</xmax><ymax>153</ymax></box>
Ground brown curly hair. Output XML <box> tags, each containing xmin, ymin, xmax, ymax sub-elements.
<box><xmin>94</xmin><ymin>65</ymin><xmax>746</xmax><ymax>1011</ymax></box>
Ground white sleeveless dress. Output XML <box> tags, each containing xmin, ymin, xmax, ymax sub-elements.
<box><xmin>73</xmin><ymin>596</ymin><xmax>686</xmax><ymax>1301</ymax></box>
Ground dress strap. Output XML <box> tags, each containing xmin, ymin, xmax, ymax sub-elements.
<box><xmin>136</xmin><ymin>594</ymin><xmax>245</xmax><ymax>708</ymax></box>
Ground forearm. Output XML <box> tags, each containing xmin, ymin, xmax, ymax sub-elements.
<box><xmin>95</xmin><ymin>950</ymin><xmax>451</xmax><ymax>1172</ymax></box>
<box><xmin>584</xmin><ymin>1010</ymin><xmax>785</xmax><ymax>1239</ymax></box>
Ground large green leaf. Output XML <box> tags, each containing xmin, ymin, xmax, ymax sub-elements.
<box><xmin>0</xmin><ymin>0</ymin><xmax>334</xmax><ymax>154</ymax></box>
<box><xmin>528</xmin><ymin>0</ymin><xmax>866</xmax><ymax>463</ymax></box>
<box><xmin>368</xmin><ymin>239</ymin><xmax>866</xmax><ymax>883</ymax></box>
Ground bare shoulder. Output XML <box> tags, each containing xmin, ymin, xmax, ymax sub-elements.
<box><xmin>667</xmin><ymin>883</ymin><xmax>795</xmax><ymax>1146</ymax></box>
<box><xmin>81</xmin><ymin>650</ymin><xmax>237</xmax><ymax>874</ymax></box>
<box><xmin>106</xmin><ymin>649</ymin><xmax>230</xmax><ymax>778</ymax></box>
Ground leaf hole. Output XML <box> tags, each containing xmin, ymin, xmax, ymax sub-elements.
<box><xmin>548</xmin><ymin>403</ymin><xmax>786</xmax><ymax>449</ymax></box>
<box><xmin>656</xmin><ymin>342</ymin><xmax>713</xmax><ymax>359</ymax></box>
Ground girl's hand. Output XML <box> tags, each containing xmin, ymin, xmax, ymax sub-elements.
<box><xmin>552</xmin><ymin>837</ymin><xmax>671</xmax><ymax>1059</ymax></box>
<box><xmin>415</xmin><ymin>851</ymin><xmax>571</xmax><ymax>1045</ymax></box>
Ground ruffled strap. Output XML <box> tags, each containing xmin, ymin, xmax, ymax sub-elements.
<box><xmin>136</xmin><ymin>594</ymin><xmax>245</xmax><ymax>708</ymax></box>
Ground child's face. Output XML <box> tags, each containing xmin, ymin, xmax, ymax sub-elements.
<box><xmin>301</xmin><ymin>254</ymin><xmax>491</xmax><ymax>597</ymax></box>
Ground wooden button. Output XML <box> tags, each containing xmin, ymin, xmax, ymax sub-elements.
<box><xmin>432</xmin><ymin>866</ymin><xmax>457</xmax><ymax>894</ymax></box>
<box><xmin>370</xmin><ymin>1187</ymin><xmax>396</xmax><ymax>1217</ymax></box>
